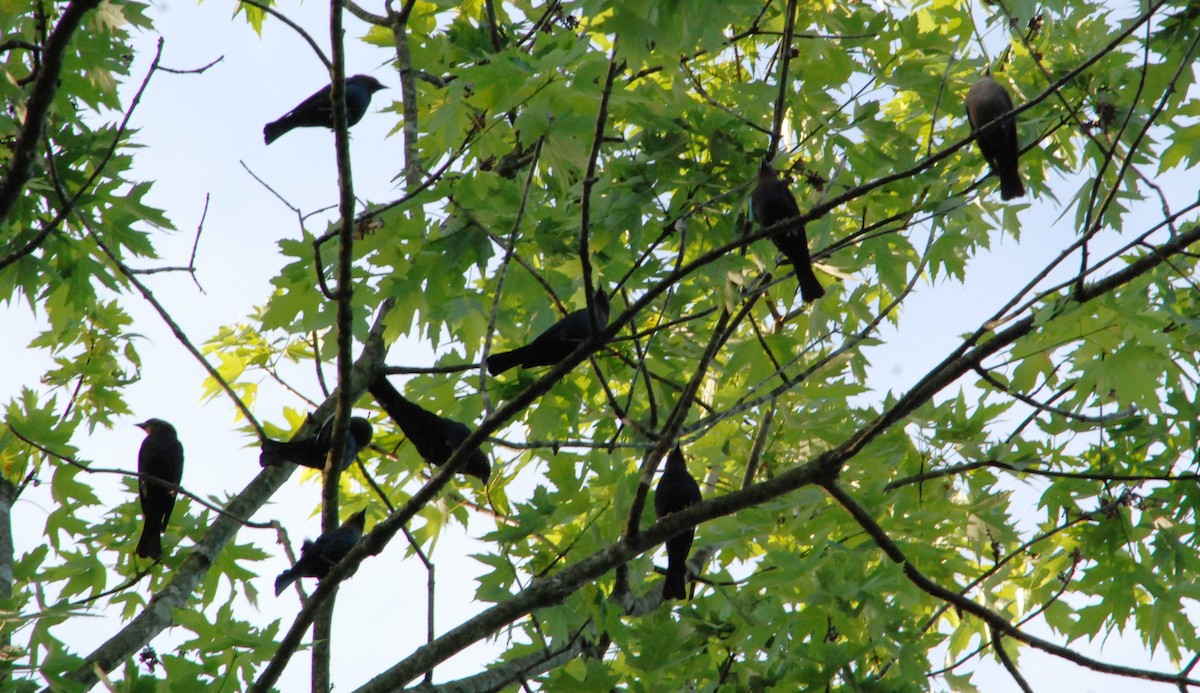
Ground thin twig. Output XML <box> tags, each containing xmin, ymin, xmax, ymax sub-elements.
<box><xmin>237</xmin><ymin>0</ymin><xmax>331</xmax><ymax>69</ymax></box>
<box><xmin>741</xmin><ymin>405</ymin><xmax>775</xmax><ymax>488</ymax></box>
<box><xmin>479</xmin><ymin>137</ymin><xmax>544</xmax><ymax>414</ymax></box>
<box><xmin>6</xmin><ymin>424</ymin><xmax>274</xmax><ymax>529</ymax></box>
<box><xmin>823</xmin><ymin>481</ymin><xmax>1198</xmax><ymax>687</ymax></box>
<box><xmin>973</xmin><ymin>366</ymin><xmax>1139</xmax><ymax>424</ymax></box>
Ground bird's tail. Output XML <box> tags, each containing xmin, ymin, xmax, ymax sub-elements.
<box><xmin>486</xmin><ymin>347</ymin><xmax>527</xmax><ymax>376</ymax></box>
<box><xmin>794</xmin><ymin>263</ymin><xmax>826</xmax><ymax>303</ymax></box>
<box><xmin>780</xmin><ymin>246</ymin><xmax>825</xmax><ymax>303</ymax></box>
<box><xmin>275</xmin><ymin>569</ymin><xmax>298</xmax><ymax>597</ymax></box>
<box><xmin>135</xmin><ymin>518</ymin><xmax>163</xmax><ymax>560</ymax></box>
<box><xmin>999</xmin><ymin>170</ymin><xmax>1026</xmax><ymax>200</ymax></box>
<box><xmin>260</xmin><ymin>438</ymin><xmax>287</xmax><ymax>467</ymax></box>
<box><xmin>662</xmin><ymin>566</ymin><xmax>688</xmax><ymax>601</ymax></box>
<box><xmin>263</xmin><ymin>119</ymin><xmax>288</xmax><ymax>145</ymax></box>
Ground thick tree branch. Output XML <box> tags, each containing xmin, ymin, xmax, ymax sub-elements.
<box><xmin>388</xmin><ymin>7</ymin><xmax>423</xmax><ymax>186</ymax></box>
<box><xmin>356</xmin><ymin>455</ymin><xmax>833</xmax><ymax>692</ymax></box>
<box><xmin>404</xmin><ymin>639</ymin><xmax>585</xmax><ymax>693</ymax></box>
<box><xmin>344</xmin><ymin>0</ymin><xmax>386</xmax><ymax>25</ymax></box>
<box><xmin>0</xmin><ymin>0</ymin><xmax>102</xmax><ymax>225</ymax></box>
<box><xmin>837</xmin><ymin>223</ymin><xmax>1200</xmax><ymax>474</ymax></box>
<box><xmin>349</xmin><ymin>222</ymin><xmax>1200</xmax><ymax>689</ymax></box>
<box><xmin>765</xmin><ymin>0</ymin><xmax>800</xmax><ymax>159</ymax></box>
<box><xmin>579</xmin><ymin>40</ymin><xmax>620</xmax><ymax>323</ymax></box>
<box><xmin>310</xmin><ymin>1</ymin><xmax>358</xmax><ymax>686</ymax></box>
<box><xmin>1</xmin><ymin>26</ymin><xmax>161</xmax><ymax>272</ymax></box>
<box><xmin>47</xmin><ymin>300</ymin><xmax>394</xmax><ymax>692</ymax></box>
<box><xmin>0</xmin><ymin>478</ymin><xmax>15</xmax><ymax>684</ymax></box>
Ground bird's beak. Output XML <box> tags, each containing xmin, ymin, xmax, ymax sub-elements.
<box><xmin>135</xmin><ymin>421</ymin><xmax>150</xmax><ymax>431</ymax></box>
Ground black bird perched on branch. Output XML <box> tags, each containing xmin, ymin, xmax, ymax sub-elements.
<box><xmin>134</xmin><ymin>419</ymin><xmax>184</xmax><ymax>560</ymax></box>
<box><xmin>751</xmin><ymin>163</ymin><xmax>826</xmax><ymax>302</ymax></box>
<box><xmin>486</xmin><ymin>289</ymin><xmax>610</xmax><ymax>376</ymax></box>
<box><xmin>368</xmin><ymin>377</ymin><xmax>491</xmax><ymax>483</ymax></box>
<box><xmin>965</xmin><ymin>73</ymin><xmax>1025</xmax><ymax>200</ymax></box>
<box><xmin>274</xmin><ymin>509</ymin><xmax>367</xmax><ymax>596</ymax></box>
<box><xmin>259</xmin><ymin>415</ymin><xmax>373</xmax><ymax>471</ymax></box>
<box><xmin>654</xmin><ymin>445</ymin><xmax>703</xmax><ymax>601</ymax></box>
<box><xmin>263</xmin><ymin>74</ymin><xmax>386</xmax><ymax>145</ymax></box>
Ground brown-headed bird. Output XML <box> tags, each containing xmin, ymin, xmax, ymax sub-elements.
<box><xmin>486</xmin><ymin>289</ymin><xmax>610</xmax><ymax>376</ymax></box>
<box><xmin>134</xmin><ymin>419</ymin><xmax>184</xmax><ymax>560</ymax></box>
<box><xmin>275</xmin><ymin>509</ymin><xmax>367</xmax><ymax>596</ymax></box>
<box><xmin>263</xmin><ymin>74</ymin><xmax>386</xmax><ymax>145</ymax></box>
<box><xmin>654</xmin><ymin>445</ymin><xmax>703</xmax><ymax>600</ymax></box>
<box><xmin>368</xmin><ymin>377</ymin><xmax>491</xmax><ymax>483</ymax></box>
<box><xmin>259</xmin><ymin>415</ymin><xmax>373</xmax><ymax>471</ymax></box>
<box><xmin>751</xmin><ymin>163</ymin><xmax>825</xmax><ymax>302</ymax></box>
<box><xmin>966</xmin><ymin>74</ymin><xmax>1025</xmax><ymax>200</ymax></box>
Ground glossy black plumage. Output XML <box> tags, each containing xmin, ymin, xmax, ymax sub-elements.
<box><xmin>368</xmin><ymin>377</ymin><xmax>491</xmax><ymax>482</ymax></box>
<box><xmin>966</xmin><ymin>74</ymin><xmax>1025</xmax><ymax>200</ymax></box>
<box><xmin>263</xmin><ymin>74</ymin><xmax>386</xmax><ymax>145</ymax></box>
<box><xmin>654</xmin><ymin>445</ymin><xmax>703</xmax><ymax>600</ymax></box>
<box><xmin>274</xmin><ymin>509</ymin><xmax>367</xmax><ymax>596</ymax></box>
<box><xmin>751</xmin><ymin>164</ymin><xmax>825</xmax><ymax>302</ymax></box>
<box><xmin>134</xmin><ymin>419</ymin><xmax>184</xmax><ymax>560</ymax></box>
<box><xmin>260</xmin><ymin>415</ymin><xmax>373</xmax><ymax>471</ymax></box>
<box><xmin>486</xmin><ymin>289</ymin><xmax>610</xmax><ymax>376</ymax></box>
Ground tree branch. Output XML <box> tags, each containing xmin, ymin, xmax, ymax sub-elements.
<box><xmin>579</xmin><ymin>40</ymin><xmax>620</xmax><ymax>323</ymax></box>
<box><xmin>823</xmin><ymin>482</ymin><xmax>1193</xmax><ymax>686</ymax></box>
<box><xmin>238</xmin><ymin>0</ymin><xmax>332</xmax><ymax>70</ymax></box>
<box><xmin>348</xmin><ymin>221</ymin><xmax>1200</xmax><ymax>689</ymax></box>
<box><xmin>47</xmin><ymin>300</ymin><xmax>395</xmax><ymax>692</ymax></box>
<box><xmin>388</xmin><ymin>6</ymin><xmax>424</xmax><ymax>185</ymax></box>
<box><xmin>0</xmin><ymin>0</ymin><xmax>102</xmax><ymax>225</ymax></box>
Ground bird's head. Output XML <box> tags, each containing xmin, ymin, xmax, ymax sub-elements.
<box><xmin>465</xmin><ymin>450</ymin><xmax>492</xmax><ymax>484</ymax></box>
<box><xmin>593</xmin><ymin>286</ymin><xmax>611</xmax><ymax>314</ymax></box>
<box><xmin>349</xmin><ymin>417</ymin><xmax>374</xmax><ymax>445</ymax></box>
<box><xmin>350</xmin><ymin>75</ymin><xmax>387</xmax><ymax>93</ymax></box>
<box><xmin>136</xmin><ymin>419</ymin><xmax>176</xmax><ymax>436</ymax></box>
<box><xmin>757</xmin><ymin>161</ymin><xmax>778</xmax><ymax>181</ymax></box>
<box><xmin>343</xmin><ymin>509</ymin><xmax>368</xmax><ymax>533</ymax></box>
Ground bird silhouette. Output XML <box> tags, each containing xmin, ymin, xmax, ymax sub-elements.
<box><xmin>275</xmin><ymin>509</ymin><xmax>367</xmax><ymax>596</ymax></box>
<box><xmin>263</xmin><ymin>74</ymin><xmax>386</xmax><ymax>145</ymax></box>
<box><xmin>260</xmin><ymin>415</ymin><xmax>373</xmax><ymax>471</ymax></box>
<box><xmin>654</xmin><ymin>445</ymin><xmax>703</xmax><ymax>600</ymax></box>
<box><xmin>966</xmin><ymin>73</ymin><xmax>1025</xmax><ymax>200</ymax></box>
<box><xmin>751</xmin><ymin>163</ymin><xmax>825</xmax><ymax>302</ymax></box>
<box><xmin>486</xmin><ymin>289</ymin><xmax>610</xmax><ymax>376</ymax></box>
<box><xmin>134</xmin><ymin>419</ymin><xmax>184</xmax><ymax>560</ymax></box>
<box><xmin>369</xmin><ymin>377</ymin><xmax>491</xmax><ymax>482</ymax></box>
